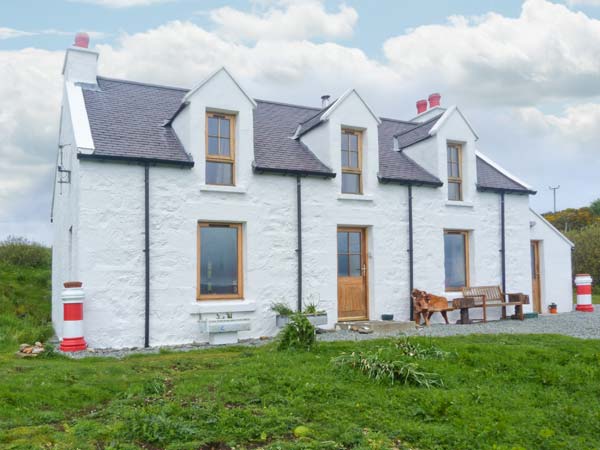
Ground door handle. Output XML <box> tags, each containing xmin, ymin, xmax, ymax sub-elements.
<box><xmin>361</xmin><ymin>264</ymin><xmax>367</xmax><ymax>276</ymax></box>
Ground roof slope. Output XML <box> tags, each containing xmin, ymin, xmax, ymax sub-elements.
<box><xmin>476</xmin><ymin>156</ymin><xmax>534</xmax><ymax>194</ymax></box>
<box><xmin>378</xmin><ymin>119</ymin><xmax>442</xmax><ymax>186</ymax></box>
<box><xmin>394</xmin><ymin>114</ymin><xmax>442</xmax><ymax>150</ymax></box>
<box><xmin>253</xmin><ymin>100</ymin><xmax>334</xmax><ymax>176</ymax></box>
<box><xmin>81</xmin><ymin>77</ymin><xmax>193</xmax><ymax>166</ymax></box>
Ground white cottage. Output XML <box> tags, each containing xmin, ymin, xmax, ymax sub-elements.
<box><xmin>52</xmin><ymin>34</ymin><xmax>574</xmax><ymax>348</ymax></box>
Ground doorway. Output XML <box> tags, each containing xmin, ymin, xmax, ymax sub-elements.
<box><xmin>337</xmin><ymin>227</ymin><xmax>368</xmax><ymax>321</ymax></box>
<box><xmin>531</xmin><ymin>241</ymin><xmax>542</xmax><ymax>313</ymax></box>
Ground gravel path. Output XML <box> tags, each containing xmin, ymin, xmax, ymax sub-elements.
<box><xmin>318</xmin><ymin>310</ymin><xmax>600</xmax><ymax>342</ymax></box>
<box><xmin>58</xmin><ymin>311</ymin><xmax>599</xmax><ymax>358</ymax></box>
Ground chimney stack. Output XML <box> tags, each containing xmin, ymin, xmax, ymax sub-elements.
<box><xmin>321</xmin><ymin>95</ymin><xmax>330</xmax><ymax>108</ymax></box>
<box><xmin>74</xmin><ymin>32</ymin><xmax>90</xmax><ymax>48</ymax></box>
<box><xmin>416</xmin><ymin>99</ymin><xmax>427</xmax><ymax>115</ymax></box>
<box><xmin>428</xmin><ymin>93</ymin><xmax>441</xmax><ymax>108</ymax></box>
<box><xmin>63</xmin><ymin>32</ymin><xmax>98</xmax><ymax>85</ymax></box>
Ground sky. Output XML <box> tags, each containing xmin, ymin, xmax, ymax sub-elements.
<box><xmin>1</xmin><ymin>0</ymin><xmax>600</xmax><ymax>244</ymax></box>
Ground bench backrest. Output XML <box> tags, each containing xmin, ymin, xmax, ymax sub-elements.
<box><xmin>462</xmin><ymin>286</ymin><xmax>504</xmax><ymax>303</ymax></box>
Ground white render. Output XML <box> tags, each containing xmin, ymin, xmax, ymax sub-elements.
<box><xmin>529</xmin><ymin>209</ymin><xmax>574</xmax><ymax>313</ymax></box>
<box><xmin>51</xmin><ymin>44</ymin><xmax>574</xmax><ymax>348</ymax></box>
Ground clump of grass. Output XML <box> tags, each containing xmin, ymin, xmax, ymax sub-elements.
<box><xmin>332</xmin><ymin>349</ymin><xmax>443</xmax><ymax>388</ymax></box>
<box><xmin>277</xmin><ymin>313</ymin><xmax>316</xmax><ymax>351</ymax></box>
<box><xmin>394</xmin><ymin>336</ymin><xmax>450</xmax><ymax>360</ymax></box>
<box><xmin>270</xmin><ymin>301</ymin><xmax>294</xmax><ymax>317</ymax></box>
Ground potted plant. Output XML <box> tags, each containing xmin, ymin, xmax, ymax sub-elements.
<box><xmin>548</xmin><ymin>302</ymin><xmax>558</xmax><ymax>314</ymax></box>
<box><xmin>271</xmin><ymin>296</ymin><xmax>328</xmax><ymax>328</ymax></box>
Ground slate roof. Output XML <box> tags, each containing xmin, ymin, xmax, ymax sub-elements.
<box><xmin>294</xmin><ymin>102</ymin><xmax>334</xmax><ymax>137</ymax></box>
<box><xmin>394</xmin><ymin>114</ymin><xmax>442</xmax><ymax>150</ymax></box>
<box><xmin>378</xmin><ymin>118</ymin><xmax>442</xmax><ymax>186</ymax></box>
<box><xmin>78</xmin><ymin>76</ymin><xmax>532</xmax><ymax>193</ymax></box>
<box><xmin>476</xmin><ymin>156</ymin><xmax>535</xmax><ymax>194</ymax></box>
<box><xmin>81</xmin><ymin>77</ymin><xmax>193</xmax><ymax>166</ymax></box>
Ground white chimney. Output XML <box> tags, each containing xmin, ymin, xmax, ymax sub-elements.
<box><xmin>62</xmin><ymin>32</ymin><xmax>98</xmax><ymax>85</ymax></box>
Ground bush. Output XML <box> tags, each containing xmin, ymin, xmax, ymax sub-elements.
<box><xmin>277</xmin><ymin>313</ymin><xmax>316</xmax><ymax>351</ymax></box>
<box><xmin>0</xmin><ymin>236</ymin><xmax>51</xmax><ymax>268</ymax></box>
<box><xmin>567</xmin><ymin>224</ymin><xmax>600</xmax><ymax>292</ymax></box>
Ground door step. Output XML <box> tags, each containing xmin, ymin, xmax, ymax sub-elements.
<box><xmin>335</xmin><ymin>320</ymin><xmax>416</xmax><ymax>334</ymax></box>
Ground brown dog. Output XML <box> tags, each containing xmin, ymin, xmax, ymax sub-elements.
<box><xmin>412</xmin><ymin>289</ymin><xmax>451</xmax><ymax>327</ymax></box>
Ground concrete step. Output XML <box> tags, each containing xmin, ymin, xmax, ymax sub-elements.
<box><xmin>335</xmin><ymin>320</ymin><xmax>416</xmax><ymax>334</ymax></box>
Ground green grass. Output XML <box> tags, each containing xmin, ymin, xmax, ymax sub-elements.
<box><xmin>572</xmin><ymin>291</ymin><xmax>600</xmax><ymax>304</ymax></box>
<box><xmin>2</xmin><ymin>243</ymin><xmax>600</xmax><ymax>449</ymax></box>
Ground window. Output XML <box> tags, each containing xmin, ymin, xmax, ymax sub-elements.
<box><xmin>447</xmin><ymin>143</ymin><xmax>462</xmax><ymax>201</ymax></box>
<box><xmin>341</xmin><ymin>129</ymin><xmax>362</xmax><ymax>194</ymax></box>
<box><xmin>197</xmin><ymin>222</ymin><xmax>243</xmax><ymax>300</ymax></box>
<box><xmin>444</xmin><ymin>230</ymin><xmax>469</xmax><ymax>290</ymax></box>
<box><xmin>206</xmin><ymin>113</ymin><xmax>235</xmax><ymax>185</ymax></box>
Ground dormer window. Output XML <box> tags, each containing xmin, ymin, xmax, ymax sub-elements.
<box><xmin>341</xmin><ymin>129</ymin><xmax>362</xmax><ymax>194</ymax></box>
<box><xmin>206</xmin><ymin>112</ymin><xmax>235</xmax><ymax>185</ymax></box>
<box><xmin>447</xmin><ymin>143</ymin><xmax>462</xmax><ymax>201</ymax></box>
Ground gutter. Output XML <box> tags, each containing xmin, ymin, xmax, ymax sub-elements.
<box><xmin>477</xmin><ymin>185</ymin><xmax>536</xmax><ymax>196</ymax></box>
<box><xmin>407</xmin><ymin>185</ymin><xmax>414</xmax><ymax>321</ymax></box>
<box><xmin>254</xmin><ymin>165</ymin><xmax>336</xmax><ymax>179</ymax></box>
<box><xmin>144</xmin><ymin>164</ymin><xmax>150</xmax><ymax>348</ymax></box>
<box><xmin>296</xmin><ymin>175</ymin><xmax>303</xmax><ymax>312</ymax></box>
<box><xmin>78</xmin><ymin>153</ymin><xmax>194</xmax><ymax>168</ymax></box>
<box><xmin>378</xmin><ymin>175</ymin><xmax>443</xmax><ymax>188</ymax></box>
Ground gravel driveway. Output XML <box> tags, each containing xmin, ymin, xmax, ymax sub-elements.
<box><xmin>318</xmin><ymin>310</ymin><xmax>600</xmax><ymax>342</ymax></box>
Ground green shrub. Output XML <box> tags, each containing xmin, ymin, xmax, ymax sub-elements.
<box><xmin>332</xmin><ymin>349</ymin><xmax>443</xmax><ymax>388</ymax></box>
<box><xmin>277</xmin><ymin>313</ymin><xmax>316</xmax><ymax>351</ymax></box>
<box><xmin>567</xmin><ymin>224</ymin><xmax>600</xmax><ymax>291</ymax></box>
<box><xmin>0</xmin><ymin>236</ymin><xmax>51</xmax><ymax>268</ymax></box>
<box><xmin>270</xmin><ymin>301</ymin><xmax>294</xmax><ymax>317</ymax></box>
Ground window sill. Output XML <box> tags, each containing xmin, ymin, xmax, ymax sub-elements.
<box><xmin>200</xmin><ymin>185</ymin><xmax>247</xmax><ymax>194</ymax></box>
<box><xmin>337</xmin><ymin>194</ymin><xmax>374</xmax><ymax>202</ymax></box>
<box><xmin>189</xmin><ymin>300</ymin><xmax>256</xmax><ymax>314</ymax></box>
<box><xmin>445</xmin><ymin>200</ymin><xmax>473</xmax><ymax>208</ymax></box>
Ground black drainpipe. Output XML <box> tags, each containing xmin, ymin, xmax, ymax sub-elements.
<box><xmin>408</xmin><ymin>185</ymin><xmax>414</xmax><ymax>321</ymax></box>
<box><xmin>500</xmin><ymin>192</ymin><xmax>506</xmax><ymax>294</ymax></box>
<box><xmin>296</xmin><ymin>175</ymin><xmax>303</xmax><ymax>312</ymax></box>
<box><xmin>144</xmin><ymin>164</ymin><xmax>150</xmax><ymax>348</ymax></box>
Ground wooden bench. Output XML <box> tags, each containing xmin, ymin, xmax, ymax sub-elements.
<box><xmin>461</xmin><ymin>286</ymin><xmax>529</xmax><ymax>322</ymax></box>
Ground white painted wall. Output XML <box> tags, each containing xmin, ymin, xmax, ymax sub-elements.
<box><xmin>529</xmin><ymin>209</ymin><xmax>574</xmax><ymax>313</ymax></box>
<box><xmin>53</xmin><ymin>64</ymin><xmax>564</xmax><ymax>348</ymax></box>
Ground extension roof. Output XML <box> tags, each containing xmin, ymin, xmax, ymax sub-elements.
<box><xmin>78</xmin><ymin>76</ymin><xmax>531</xmax><ymax>192</ymax></box>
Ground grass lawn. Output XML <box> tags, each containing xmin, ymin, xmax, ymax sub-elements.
<box><xmin>2</xmin><ymin>255</ymin><xmax>600</xmax><ymax>449</ymax></box>
<box><xmin>572</xmin><ymin>291</ymin><xmax>600</xmax><ymax>304</ymax></box>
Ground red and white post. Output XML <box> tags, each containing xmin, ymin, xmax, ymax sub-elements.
<box><xmin>575</xmin><ymin>274</ymin><xmax>594</xmax><ymax>313</ymax></box>
<box><xmin>59</xmin><ymin>281</ymin><xmax>88</xmax><ymax>351</ymax></box>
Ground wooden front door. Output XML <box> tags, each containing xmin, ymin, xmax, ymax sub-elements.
<box><xmin>531</xmin><ymin>241</ymin><xmax>542</xmax><ymax>313</ymax></box>
<box><xmin>337</xmin><ymin>227</ymin><xmax>368</xmax><ymax>321</ymax></box>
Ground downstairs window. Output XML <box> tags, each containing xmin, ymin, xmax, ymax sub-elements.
<box><xmin>444</xmin><ymin>230</ymin><xmax>469</xmax><ymax>291</ymax></box>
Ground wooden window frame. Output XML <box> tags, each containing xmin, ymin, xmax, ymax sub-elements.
<box><xmin>197</xmin><ymin>222</ymin><xmax>243</xmax><ymax>301</ymax></box>
<box><xmin>341</xmin><ymin>128</ymin><xmax>363</xmax><ymax>194</ymax></box>
<box><xmin>444</xmin><ymin>230</ymin><xmax>470</xmax><ymax>291</ymax></box>
<box><xmin>205</xmin><ymin>112</ymin><xmax>236</xmax><ymax>186</ymax></box>
<box><xmin>447</xmin><ymin>142</ymin><xmax>463</xmax><ymax>201</ymax></box>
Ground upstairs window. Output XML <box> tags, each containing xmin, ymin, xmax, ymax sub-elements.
<box><xmin>447</xmin><ymin>143</ymin><xmax>462</xmax><ymax>201</ymax></box>
<box><xmin>341</xmin><ymin>129</ymin><xmax>362</xmax><ymax>194</ymax></box>
<box><xmin>206</xmin><ymin>113</ymin><xmax>235</xmax><ymax>185</ymax></box>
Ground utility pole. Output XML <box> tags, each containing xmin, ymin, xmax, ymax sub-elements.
<box><xmin>549</xmin><ymin>185</ymin><xmax>560</xmax><ymax>213</ymax></box>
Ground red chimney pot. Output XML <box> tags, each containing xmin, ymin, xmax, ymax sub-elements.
<box><xmin>428</xmin><ymin>93</ymin><xmax>441</xmax><ymax>108</ymax></box>
<box><xmin>74</xmin><ymin>32</ymin><xmax>90</xmax><ymax>48</ymax></box>
<box><xmin>416</xmin><ymin>99</ymin><xmax>428</xmax><ymax>114</ymax></box>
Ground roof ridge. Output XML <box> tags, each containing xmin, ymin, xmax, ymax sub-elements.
<box><xmin>96</xmin><ymin>76</ymin><xmax>190</xmax><ymax>93</ymax></box>
<box><xmin>254</xmin><ymin>98</ymin><xmax>321</xmax><ymax>111</ymax></box>
<box><xmin>380</xmin><ymin>117</ymin><xmax>418</xmax><ymax>125</ymax></box>
<box><xmin>393</xmin><ymin>114</ymin><xmax>442</xmax><ymax>138</ymax></box>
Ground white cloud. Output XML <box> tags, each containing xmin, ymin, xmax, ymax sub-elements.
<box><xmin>209</xmin><ymin>0</ymin><xmax>358</xmax><ymax>41</ymax></box>
<box><xmin>0</xmin><ymin>28</ymin><xmax>35</xmax><ymax>39</ymax></box>
<box><xmin>383</xmin><ymin>0</ymin><xmax>600</xmax><ymax>105</ymax></box>
<box><xmin>70</xmin><ymin>0</ymin><xmax>172</xmax><ymax>7</ymax></box>
<box><xmin>516</xmin><ymin>103</ymin><xmax>600</xmax><ymax>143</ymax></box>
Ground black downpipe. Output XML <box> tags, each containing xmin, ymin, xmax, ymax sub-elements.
<box><xmin>296</xmin><ymin>175</ymin><xmax>303</xmax><ymax>312</ymax></box>
<box><xmin>500</xmin><ymin>192</ymin><xmax>506</xmax><ymax>294</ymax></box>
<box><xmin>144</xmin><ymin>164</ymin><xmax>150</xmax><ymax>348</ymax></box>
<box><xmin>408</xmin><ymin>185</ymin><xmax>414</xmax><ymax>321</ymax></box>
